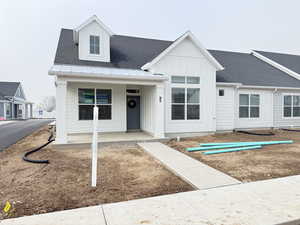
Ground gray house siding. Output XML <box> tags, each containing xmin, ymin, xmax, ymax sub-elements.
<box><xmin>0</xmin><ymin>102</ymin><xmax>4</xmax><ymax>118</ymax></box>
<box><xmin>274</xmin><ymin>91</ymin><xmax>300</xmax><ymax>128</ymax></box>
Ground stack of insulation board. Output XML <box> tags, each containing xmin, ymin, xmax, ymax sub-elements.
<box><xmin>186</xmin><ymin>141</ymin><xmax>293</xmax><ymax>155</ymax></box>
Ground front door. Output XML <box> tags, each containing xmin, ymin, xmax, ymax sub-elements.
<box><xmin>127</xmin><ymin>96</ymin><xmax>140</xmax><ymax>131</ymax></box>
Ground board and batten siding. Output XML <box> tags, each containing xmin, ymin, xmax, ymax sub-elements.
<box><xmin>66</xmin><ymin>82</ymin><xmax>126</xmax><ymax>134</ymax></box>
<box><xmin>150</xmin><ymin>37</ymin><xmax>217</xmax><ymax>134</ymax></box>
<box><xmin>216</xmin><ymin>86</ymin><xmax>235</xmax><ymax>131</ymax></box>
<box><xmin>78</xmin><ymin>21</ymin><xmax>110</xmax><ymax>62</ymax></box>
<box><xmin>140</xmin><ymin>86</ymin><xmax>156</xmax><ymax>135</ymax></box>
<box><xmin>273</xmin><ymin>90</ymin><xmax>300</xmax><ymax>127</ymax></box>
<box><xmin>235</xmin><ymin>89</ymin><xmax>273</xmax><ymax>129</ymax></box>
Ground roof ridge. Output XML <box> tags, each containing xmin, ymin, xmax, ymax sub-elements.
<box><xmin>209</xmin><ymin>49</ymin><xmax>250</xmax><ymax>55</ymax></box>
<box><xmin>112</xmin><ymin>34</ymin><xmax>173</xmax><ymax>43</ymax></box>
<box><xmin>255</xmin><ymin>50</ymin><xmax>300</xmax><ymax>57</ymax></box>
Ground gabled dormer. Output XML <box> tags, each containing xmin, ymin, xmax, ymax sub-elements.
<box><xmin>73</xmin><ymin>15</ymin><xmax>114</xmax><ymax>62</ymax></box>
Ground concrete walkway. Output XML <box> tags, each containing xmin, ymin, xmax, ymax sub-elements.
<box><xmin>138</xmin><ymin>142</ymin><xmax>240</xmax><ymax>189</ymax></box>
<box><xmin>2</xmin><ymin>175</ymin><xmax>300</xmax><ymax>225</ymax></box>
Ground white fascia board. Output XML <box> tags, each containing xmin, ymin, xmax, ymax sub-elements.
<box><xmin>216</xmin><ymin>82</ymin><xmax>242</xmax><ymax>87</ymax></box>
<box><xmin>252</xmin><ymin>51</ymin><xmax>300</xmax><ymax>80</ymax></box>
<box><xmin>48</xmin><ymin>65</ymin><xmax>168</xmax><ymax>82</ymax></box>
<box><xmin>141</xmin><ymin>31</ymin><xmax>224</xmax><ymax>71</ymax></box>
<box><xmin>73</xmin><ymin>15</ymin><xmax>114</xmax><ymax>43</ymax></box>
<box><xmin>238</xmin><ymin>84</ymin><xmax>300</xmax><ymax>91</ymax></box>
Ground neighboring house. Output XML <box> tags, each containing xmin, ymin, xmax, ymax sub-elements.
<box><xmin>0</xmin><ymin>82</ymin><xmax>33</xmax><ymax>120</ymax></box>
<box><xmin>49</xmin><ymin>15</ymin><xmax>300</xmax><ymax>144</ymax></box>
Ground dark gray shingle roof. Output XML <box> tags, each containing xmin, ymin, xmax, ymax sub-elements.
<box><xmin>210</xmin><ymin>50</ymin><xmax>300</xmax><ymax>88</ymax></box>
<box><xmin>54</xmin><ymin>29</ymin><xmax>300</xmax><ymax>88</ymax></box>
<box><xmin>54</xmin><ymin>29</ymin><xmax>172</xmax><ymax>69</ymax></box>
<box><xmin>255</xmin><ymin>50</ymin><xmax>300</xmax><ymax>75</ymax></box>
<box><xmin>0</xmin><ymin>82</ymin><xmax>20</xmax><ymax>97</ymax></box>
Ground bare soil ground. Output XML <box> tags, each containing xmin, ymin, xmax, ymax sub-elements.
<box><xmin>0</xmin><ymin>127</ymin><xmax>193</xmax><ymax>219</ymax></box>
<box><xmin>167</xmin><ymin>129</ymin><xmax>300</xmax><ymax>182</ymax></box>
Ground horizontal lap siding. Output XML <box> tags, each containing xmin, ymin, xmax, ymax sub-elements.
<box><xmin>274</xmin><ymin>91</ymin><xmax>300</xmax><ymax>127</ymax></box>
<box><xmin>66</xmin><ymin>82</ymin><xmax>126</xmax><ymax>133</ymax></box>
<box><xmin>216</xmin><ymin>87</ymin><xmax>235</xmax><ymax>131</ymax></box>
<box><xmin>235</xmin><ymin>89</ymin><xmax>273</xmax><ymax>129</ymax></box>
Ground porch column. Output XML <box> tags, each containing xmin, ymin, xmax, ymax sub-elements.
<box><xmin>30</xmin><ymin>104</ymin><xmax>33</xmax><ymax>118</ymax></box>
<box><xmin>56</xmin><ymin>80</ymin><xmax>67</xmax><ymax>144</ymax></box>
<box><xmin>154</xmin><ymin>84</ymin><xmax>165</xmax><ymax>138</ymax></box>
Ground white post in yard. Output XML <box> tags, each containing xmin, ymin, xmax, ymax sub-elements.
<box><xmin>91</xmin><ymin>106</ymin><xmax>99</xmax><ymax>187</ymax></box>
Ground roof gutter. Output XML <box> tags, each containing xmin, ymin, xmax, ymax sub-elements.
<box><xmin>48</xmin><ymin>66</ymin><xmax>168</xmax><ymax>82</ymax></box>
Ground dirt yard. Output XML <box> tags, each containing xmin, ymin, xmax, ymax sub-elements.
<box><xmin>0</xmin><ymin>127</ymin><xmax>193</xmax><ymax>219</ymax></box>
<box><xmin>168</xmin><ymin>129</ymin><xmax>300</xmax><ymax>183</ymax></box>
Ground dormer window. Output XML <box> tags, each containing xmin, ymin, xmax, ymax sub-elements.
<box><xmin>89</xmin><ymin>35</ymin><xmax>100</xmax><ymax>54</ymax></box>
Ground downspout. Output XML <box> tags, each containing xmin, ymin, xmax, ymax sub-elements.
<box><xmin>272</xmin><ymin>88</ymin><xmax>278</xmax><ymax>129</ymax></box>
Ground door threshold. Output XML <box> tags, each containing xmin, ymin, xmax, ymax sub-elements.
<box><xmin>127</xmin><ymin>129</ymin><xmax>141</xmax><ymax>133</ymax></box>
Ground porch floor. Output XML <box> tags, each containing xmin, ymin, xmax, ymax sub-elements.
<box><xmin>67</xmin><ymin>132</ymin><xmax>159</xmax><ymax>144</ymax></box>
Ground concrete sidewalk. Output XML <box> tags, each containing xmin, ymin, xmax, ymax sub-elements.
<box><xmin>138</xmin><ymin>142</ymin><xmax>240</xmax><ymax>189</ymax></box>
<box><xmin>2</xmin><ymin>175</ymin><xmax>300</xmax><ymax>225</ymax></box>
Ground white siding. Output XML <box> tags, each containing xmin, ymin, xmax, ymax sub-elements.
<box><xmin>66</xmin><ymin>82</ymin><xmax>126</xmax><ymax>133</ymax></box>
<box><xmin>273</xmin><ymin>90</ymin><xmax>300</xmax><ymax>127</ymax></box>
<box><xmin>78</xmin><ymin>21</ymin><xmax>110</xmax><ymax>62</ymax></box>
<box><xmin>216</xmin><ymin>87</ymin><xmax>235</xmax><ymax>131</ymax></box>
<box><xmin>235</xmin><ymin>89</ymin><xmax>273</xmax><ymax>129</ymax></box>
<box><xmin>140</xmin><ymin>86</ymin><xmax>156</xmax><ymax>135</ymax></box>
<box><xmin>151</xmin><ymin>37</ymin><xmax>217</xmax><ymax>134</ymax></box>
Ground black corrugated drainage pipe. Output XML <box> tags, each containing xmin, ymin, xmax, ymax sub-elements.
<box><xmin>280</xmin><ymin>128</ymin><xmax>300</xmax><ymax>132</ymax></box>
<box><xmin>234</xmin><ymin>129</ymin><xmax>275</xmax><ymax>136</ymax></box>
<box><xmin>22</xmin><ymin>129</ymin><xmax>55</xmax><ymax>164</ymax></box>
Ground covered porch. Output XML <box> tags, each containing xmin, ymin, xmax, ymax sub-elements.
<box><xmin>51</xmin><ymin>65</ymin><xmax>167</xmax><ymax>144</ymax></box>
<box><xmin>67</xmin><ymin>131</ymin><xmax>168</xmax><ymax>145</ymax></box>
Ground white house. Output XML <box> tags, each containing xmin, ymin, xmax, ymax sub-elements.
<box><xmin>49</xmin><ymin>15</ymin><xmax>300</xmax><ymax>144</ymax></box>
<box><xmin>0</xmin><ymin>82</ymin><xmax>33</xmax><ymax>120</ymax></box>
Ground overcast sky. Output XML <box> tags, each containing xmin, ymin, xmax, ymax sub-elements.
<box><xmin>1</xmin><ymin>0</ymin><xmax>300</xmax><ymax>104</ymax></box>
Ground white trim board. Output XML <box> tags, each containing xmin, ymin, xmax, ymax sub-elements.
<box><xmin>252</xmin><ymin>51</ymin><xmax>300</xmax><ymax>81</ymax></box>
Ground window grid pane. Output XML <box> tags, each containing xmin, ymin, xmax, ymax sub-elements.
<box><xmin>284</xmin><ymin>96</ymin><xmax>292</xmax><ymax>106</ymax></box>
<box><xmin>187</xmin><ymin>88</ymin><xmax>200</xmax><ymax>104</ymax></box>
<box><xmin>171</xmin><ymin>76</ymin><xmax>185</xmax><ymax>84</ymax></box>
<box><xmin>172</xmin><ymin>105</ymin><xmax>185</xmax><ymax>120</ymax></box>
<box><xmin>96</xmin><ymin>89</ymin><xmax>112</xmax><ymax>104</ymax></box>
<box><xmin>239</xmin><ymin>94</ymin><xmax>249</xmax><ymax>106</ymax></box>
<box><xmin>187</xmin><ymin>105</ymin><xmax>200</xmax><ymax>120</ymax></box>
<box><xmin>98</xmin><ymin>105</ymin><xmax>111</xmax><ymax>120</ymax></box>
<box><xmin>187</xmin><ymin>76</ymin><xmax>200</xmax><ymax>84</ymax></box>
<box><xmin>284</xmin><ymin>107</ymin><xmax>292</xmax><ymax>117</ymax></box>
<box><xmin>250</xmin><ymin>94</ymin><xmax>260</xmax><ymax>106</ymax></box>
<box><xmin>250</xmin><ymin>106</ymin><xmax>259</xmax><ymax>118</ymax></box>
<box><xmin>172</xmin><ymin>88</ymin><xmax>185</xmax><ymax>103</ymax></box>
<box><xmin>78</xmin><ymin>89</ymin><xmax>95</xmax><ymax>104</ymax></box>
<box><xmin>239</xmin><ymin>106</ymin><xmax>249</xmax><ymax>118</ymax></box>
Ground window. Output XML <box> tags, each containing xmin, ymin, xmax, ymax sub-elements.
<box><xmin>89</xmin><ymin>35</ymin><xmax>100</xmax><ymax>54</ymax></box>
<box><xmin>219</xmin><ymin>89</ymin><xmax>225</xmax><ymax>96</ymax></box>
<box><xmin>171</xmin><ymin>88</ymin><xmax>200</xmax><ymax>120</ymax></box>
<box><xmin>78</xmin><ymin>88</ymin><xmax>111</xmax><ymax>120</ymax></box>
<box><xmin>171</xmin><ymin>76</ymin><xmax>200</xmax><ymax>84</ymax></box>
<box><xmin>239</xmin><ymin>94</ymin><xmax>260</xmax><ymax>118</ymax></box>
<box><xmin>284</xmin><ymin>95</ymin><xmax>300</xmax><ymax>117</ymax></box>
